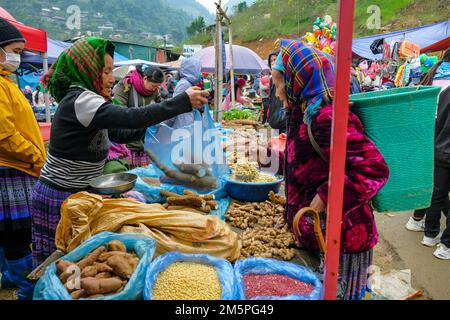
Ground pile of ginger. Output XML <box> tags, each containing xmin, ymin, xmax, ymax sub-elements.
<box><xmin>225</xmin><ymin>191</ymin><xmax>296</xmax><ymax>261</ymax></box>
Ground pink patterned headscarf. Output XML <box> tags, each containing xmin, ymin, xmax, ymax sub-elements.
<box><xmin>124</xmin><ymin>69</ymin><xmax>155</xmax><ymax>96</ymax></box>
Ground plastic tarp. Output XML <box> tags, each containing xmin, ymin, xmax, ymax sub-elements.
<box><xmin>22</xmin><ymin>38</ymin><xmax>129</xmax><ymax>65</ymax></box>
<box><xmin>114</xmin><ymin>59</ymin><xmax>169</xmax><ymax>68</ymax></box>
<box><xmin>352</xmin><ymin>21</ymin><xmax>450</xmax><ymax>60</ymax></box>
<box><xmin>0</xmin><ymin>7</ymin><xmax>47</xmax><ymax>53</ymax></box>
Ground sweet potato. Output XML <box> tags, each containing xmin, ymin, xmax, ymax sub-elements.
<box><xmin>93</xmin><ymin>262</ymin><xmax>113</xmax><ymax>273</ymax></box>
<box><xmin>77</xmin><ymin>246</ymin><xmax>106</xmax><ymax>270</ymax></box>
<box><xmin>98</xmin><ymin>251</ymin><xmax>134</xmax><ymax>263</ymax></box>
<box><xmin>86</xmin><ymin>294</ymin><xmax>105</xmax><ymax>299</ymax></box>
<box><xmin>107</xmin><ymin>240</ymin><xmax>126</xmax><ymax>253</ymax></box>
<box><xmin>129</xmin><ymin>257</ymin><xmax>139</xmax><ymax>272</ymax></box>
<box><xmin>95</xmin><ymin>272</ymin><xmax>114</xmax><ymax>279</ymax></box>
<box><xmin>71</xmin><ymin>289</ymin><xmax>87</xmax><ymax>300</ymax></box>
<box><xmin>81</xmin><ymin>277</ymin><xmax>123</xmax><ymax>295</ymax></box>
<box><xmin>56</xmin><ymin>260</ymin><xmax>75</xmax><ymax>275</ymax></box>
<box><xmin>81</xmin><ymin>265</ymin><xmax>97</xmax><ymax>279</ymax></box>
<box><xmin>106</xmin><ymin>255</ymin><xmax>133</xmax><ymax>279</ymax></box>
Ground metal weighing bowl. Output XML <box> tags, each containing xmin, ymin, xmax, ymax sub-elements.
<box><xmin>89</xmin><ymin>173</ymin><xmax>137</xmax><ymax>195</ymax></box>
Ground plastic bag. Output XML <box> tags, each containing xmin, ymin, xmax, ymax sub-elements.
<box><xmin>143</xmin><ymin>252</ymin><xmax>236</xmax><ymax>300</ymax></box>
<box><xmin>33</xmin><ymin>232</ymin><xmax>156</xmax><ymax>300</ymax></box>
<box><xmin>128</xmin><ymin>165</ymin><xmax>230</xmax><ymax>219</ymax></box>
<box><xmin>129</xmin><ymin>165</ymin><xmax>228</xmax><ymax>203</ymax></box>
<box><xmin>234</xmin><ymin>257</ymin><xmax>323</xmax><ymax>300</ymax></box>
<box><xmin>144</xmin><ymin>104</ymin><xmax>230</xmax><ymax>191</ymax></box>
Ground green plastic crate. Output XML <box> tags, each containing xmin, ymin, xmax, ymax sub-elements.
<box><xmin>349</xmin><ymin>86</ymin><xmax>441</xmax><ymax>212</ymax></box>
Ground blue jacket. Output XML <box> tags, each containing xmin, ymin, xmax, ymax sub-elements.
<box><xmin>164</xmin><ymin>58</ymin><xmax>202</xmax><ymax>129</ymax></box>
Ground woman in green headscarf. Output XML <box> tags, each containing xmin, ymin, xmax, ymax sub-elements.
<box><xmin>31</xmin><ymin>37</ymin><xmax>209</xmax><ymax>267</ymax></box>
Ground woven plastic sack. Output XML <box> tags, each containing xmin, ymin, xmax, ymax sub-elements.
<box><xmin>33</xmin><ymin>232</ymin><xmax>156</xmax><ymax>300</ymax></box>
<box><xmin>234</xmin><ymin>258</ymin><xmax>323</xmax><ymax>300</ymax></box>
<box><xmin>55</xmin><ymin>192</ymin><xmax>241</xmax><ymax>261</ymax></box>
<box><xmin>143</xmin><ymin>252</ymin><xmax>236</xmax><ymax>300</ymax></box>
<box><xmin>350</xmin><ymin>86</ymin><xmax>441</xmax><ymax>212</ymax></box>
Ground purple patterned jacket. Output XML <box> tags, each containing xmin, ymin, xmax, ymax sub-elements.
<box><xmin>284</xmin><ymin>104</ymin><xmax>389</xmax><ymax>254</ymax></box>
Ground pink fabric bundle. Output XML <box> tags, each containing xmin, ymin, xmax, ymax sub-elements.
<box><xmin>107</xmin><ymin>143</ymin><xmax>131</xmax><ymax>161</ymax></box>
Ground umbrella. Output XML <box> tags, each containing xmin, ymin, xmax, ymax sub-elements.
<box><xmin>192</xmin><ymin>44</ymin><xmax>269</xmax><ymax>75</ymax></box>
<box><xmin>114</xmin><ymin>59</ymin><xmax>169</xmax><ymax>69</ymax></box>
<box><xmin>113</xmin><ymin>65</ymin><xmax>136</xmax><ymax>81</ymax></box>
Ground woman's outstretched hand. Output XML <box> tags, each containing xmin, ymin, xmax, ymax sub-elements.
<box><xmin>186</xmin><ymin>86</ymin><xmax>210</xmax><ymax>108</ymax></box>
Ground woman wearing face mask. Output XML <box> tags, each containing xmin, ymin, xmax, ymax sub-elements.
<box><xmin>32</xmin><ymin>37</ymin><xmax>209</xmax><ymax>267</ymax></box>
<box><xmin>113</xmin><ymin>64</ymin><xmax>164</xmax><ymax>168</ymax></box>
<box><xmin>0</xmin><ymin>18</ymin><xmax>46</xmax><ymax>300</ymax></box>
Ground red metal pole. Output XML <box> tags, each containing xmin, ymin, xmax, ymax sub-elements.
<box><xmin>323</xmin><ymin>0</ymin><xmax>356</xmax><ymax>300</ymax></box>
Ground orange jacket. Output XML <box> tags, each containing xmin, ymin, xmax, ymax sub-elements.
<box><xmin>0</xmin><ymin>67</ymin><xmax>46</xmax><ymax>177</ymax></box>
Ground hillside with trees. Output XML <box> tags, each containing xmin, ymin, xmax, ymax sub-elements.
<box><xmin>188</xmin><ymin>0</ymin><xmax>449</xmax><ymax>58</ymax></box>
<box><xmin>0</xmin><ymin>0</ymin><xmax>212</xmax><ymax>45</ymax></box>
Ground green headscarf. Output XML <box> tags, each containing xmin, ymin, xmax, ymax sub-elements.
<box><xmin>42</xmin><ymin>37</ymin><xmax>115</xmax><ymax>102</ymax></box>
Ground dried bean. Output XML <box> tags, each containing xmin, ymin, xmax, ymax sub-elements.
<box><xmin>244</xmin><ymin>274</ymin><xmax>314</xmax><ymax>299</ymax></box>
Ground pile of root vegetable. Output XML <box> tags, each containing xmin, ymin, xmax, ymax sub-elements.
<box><xmin>223</xmin><ymin>128</ymin><xmax>268</xmax><ymax>169</ymax></box>
<box><xmin>160</xmin><ymin>189</ymin><xmax>219</xmax><ymax>214</ymax></box>
<box><xmin>56</xmin><ymin>240</ymin><xmax>139</xmax><ymax>299</ymax></box>
<box><xmin>225</xmin><ymin>191</ymin><xmax>296</xmax><ymax>261</ymax></box>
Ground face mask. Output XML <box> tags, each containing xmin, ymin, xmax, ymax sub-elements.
<box><xmin>0</xmin><ymin>47</ymin><xmax>21</xmax><ymax>72</ymax></box>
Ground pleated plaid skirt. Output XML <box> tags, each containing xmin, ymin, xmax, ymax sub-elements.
<box><xmin>31</xmin><ymin>181</ymin><xmax>72</xmax><ymax>267</ymax></box>
<box><xmin>0</xmin><ymin>167</ymin><xmax>37</xmax><ymax>232</ymax></box>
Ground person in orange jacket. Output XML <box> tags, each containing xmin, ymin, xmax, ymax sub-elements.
<box><xmin>0</xmin><ymin>18</ymin><xmax>46</xmax><ymax>300</ymax></box>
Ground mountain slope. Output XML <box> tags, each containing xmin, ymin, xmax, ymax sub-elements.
<box><xmin>224</xmin><ymin>0</ymin><xmax>257</xmax><ymax>14</ymax></box>
<box><xmin>168</xmin><ymin>0</ymin><xmax>214</xmax><ymax>24</ymax></box>
<box><xmin>0</xmin><ymin>0</ymin><xmax>211</xmax><ymax>44</ymax></box>
<box><xmin>188</xmin><ymin>0</ymin><xmax>450</xmax><ymax>58</ymax></box>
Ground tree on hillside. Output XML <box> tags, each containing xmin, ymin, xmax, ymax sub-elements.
<box><xmin>233</xmin><ymin>1</ymin><xmax>248</xmax><ymax>13</ymax></box>
<box><xmin>186</xmin><ymin>16</ymin><xmax>206</xmax><ymax>37</ymax></box>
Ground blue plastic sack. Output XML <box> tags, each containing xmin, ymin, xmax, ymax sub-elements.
<box><xmin>234</xmin><ymin>258</ymin><xmax>323</xmax><ymax>300</ymax></box>
<box><xmin>33</xmin><ymin>232</ymin><xmax>156</xmax><ymax>300</ymax></box>
<box><xmin>130</xmin><ymin>165</ymin><xmax>228</xmax><ymax>202</ymax></box>
<box><xmin>143</xmin><ymin>252</ymin><xmax>236</xmax><ymax>300</ymax></box>
<box><xmin>128</xmin><ymin>165</ymin><xmax>231</xmax><ymax>220</ymax></box>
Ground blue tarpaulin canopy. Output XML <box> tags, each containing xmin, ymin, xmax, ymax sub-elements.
<box><xmin>22</xmin><ymin>38</ymin><xmax>129</xmax><ymax>65</ymax></box>
<box><xmin>352</xmin><ymin>20</ymin><xmax>450</xmax><ymax>60</ymax></box>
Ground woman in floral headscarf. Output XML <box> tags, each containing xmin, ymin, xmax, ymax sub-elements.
<box><xmin>271</xmin><ymin>39</ymin><xmax>389</xmax><ymax>300</ymax></box>
<box><xmin>31</xmin><ymin>37</ymin><xmax>208</xmax><ymax>267</ymax></box>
